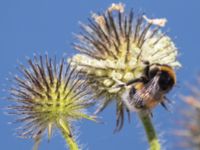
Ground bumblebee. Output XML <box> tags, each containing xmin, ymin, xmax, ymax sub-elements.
<box><xmin>119</xmin><ymin>61</ymin><xmax>176</xmax><ymax>112</ymax></box>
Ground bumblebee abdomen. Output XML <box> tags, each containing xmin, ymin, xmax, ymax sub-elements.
<box><xmin>145</xmin><ymin>98</ymin><xmax>160</xmax><ymax>109</ymax></box>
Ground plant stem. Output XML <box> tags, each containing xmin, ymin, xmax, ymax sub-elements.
<box><xmin>58</xmin><ymin>119</ymin><xmax>79</xmax><ymax>150</ymax></box>
<box><xmin>138</xmin><ymin>111</ymin><xmax>161</xmax><ymax>150</ymax></box>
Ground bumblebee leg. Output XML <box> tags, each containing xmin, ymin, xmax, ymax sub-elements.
<box><xmin>113</xmin><ymin>78</ymin><xmax>143</xmax><ymax>89</ymax></box>
<box><xmin>164</xmin><ymin>96</ymin><xmax>172</xmax><ymax>104</ymax></box>
<box><xmin>126</xmin><ymin>77</ymin><xmax>146</xmax><ymax>86</ymax></box>
<box><xmin>160</xmin><ymin>101</ymin><xmax>169</xmax><ymax>111</ymax></box>
<box><xmin>149</xmin><ymin>111</ymin><xmax>153</xmax><ymax>117</ymax></box>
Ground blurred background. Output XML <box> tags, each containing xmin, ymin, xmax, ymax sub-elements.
<box><xmin>0</xmin><ymin>0</ymin><xmax>199</xmax><ymax>149</ymax></box>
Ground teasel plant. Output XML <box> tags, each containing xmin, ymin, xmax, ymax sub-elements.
<box><xmin>7</xmin><ymin>54</ymin><xmax>96</xmax><ymax>150</ymax></box>
<box><xmin>175</xmin><ymin>77</ymin><xmax>200</xmax><ymax>149</ymax></box>
<box><xmin>70</xmin><ymin>3</ymin><xmax>181</xmax><ymax>150</ymax></box>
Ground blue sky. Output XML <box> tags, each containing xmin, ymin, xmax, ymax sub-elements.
<box><xmin>0</xmin><ymin>0</ymin><xmax>199</xmax><ymax>150</ymax></box>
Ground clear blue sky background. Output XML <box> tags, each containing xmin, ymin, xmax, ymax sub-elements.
<box><xmin>0</xmin><ymin>0</ymin><xmax>199</xmax><ymax>150</ymax></box>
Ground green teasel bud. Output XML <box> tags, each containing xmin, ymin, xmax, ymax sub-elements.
<box><xmin>71</xmin><ymin>3</ymin><xmax>181</xmax><ymax>131</ymax></box>
<box><xmin>7</xmin><ymin>54</ymin><xmax>95</xmax><ymax>150</ymax></box>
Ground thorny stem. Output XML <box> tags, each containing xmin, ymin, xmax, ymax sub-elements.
<box><xmin>58</xmin><ymin>119</ymin><xmax>79</xmax><ymax>150</ymax></box>
<box><xmin>138</xmin><ymin>111</ymin><xmax>161</xmax><ymax>150</ymax></box>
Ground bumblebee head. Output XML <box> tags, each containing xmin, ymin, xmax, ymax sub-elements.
<box><xmin>148</xmin><ymin>64</ymin><xmax>176</xmax><ymax>92</ymax></box>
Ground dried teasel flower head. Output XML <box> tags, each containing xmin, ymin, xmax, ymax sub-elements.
<box><xmin>176</xmin><ymin>78</ymin><xmax>200</xmax><ymax>149</ymax></box>
<box><xmin>7</xmin><ymin>55</ymin><xmax>95</xmax><ymax>150</ymax></box>
<box><xmin>71</xmin><ymin>3</ymin><xmax>181</xmax><ymax>131</ymax></box>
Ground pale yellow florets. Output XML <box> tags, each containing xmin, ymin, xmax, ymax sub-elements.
<box><xmin>71</xmin><ymin>30</ymin><xmax>180</xmax><ymax>94</ymax></box>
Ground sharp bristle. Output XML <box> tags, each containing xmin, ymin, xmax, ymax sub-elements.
<box><xmin>138</xmin><ymin>23</ymin><xmax>152</xmax><ymax>48</ymax></box>
<box><xmin>63</xmin><ymin>66</ymin><xmax>76</xmax><ymax>92</ymax></box>
<box><xmin>36</xmin><ymin>63</ymin><xmax>50</xmax><ymax>92</ymax></box>
<box><xmin>134</xmin><ymin>15</ymin><xmax>143</xmax><ymax>43</ymax></box>
<box><xmin>113</xmin><ymin>42</ymin><xmax>120</xmax><ymax>54</ymax></box>
<box><xmin>103</xmin><ymin>14</ymin><xmax>111</xmax><ymax>34</ymax></box>
<box><xmin>125</xmin><ymin>11</ymin><xmax>134</xmax><ymax>62</ymax></box>
<box><xmin>10</xmin><ymin>88</ymin><xmax>30</xmax><ymax>99</ymax></box>
<box><xmin>152</xmin><ymin>31</ymin><xmax>167</xmax><ymax>46</ymax></box>
<box><xmin>114</xmin><ymin>100</ymin><xmax>124</xmax><ymax>132</ymax></box>
<box><xmin>118</xmin><ymin>11</ymin><xmax>123</xmax><ymax>35</ymax></box>
<box><xmin>94</xmin><ymin>96</ymin><xmax>111</xmax><ymax>114</ymax></box>
<box><xmin>128</xmin><ymin>9</ymin><xmax>134</xmax><ymax>37</ymax></box>
<box><xmin>92</xmin><ymin>19</ymin><xmax>111</xmax><ymax>46</ymax></box>
<box><xmin>45</xmin><ymin>55</ymin><xmax>54</xmax><ymax>85</ymax></box>
<box><xmin>107</xmin><ymin>11</ymin><xmax>120</xmax><ymax>46</ymax></box>
<box><xmin>28</xmin><ymin>59</ymin><xmax>39</xmax><ymax>78</ymax></box>
<box><xmin>39</xmin><ymin>55</ymin><xmax>45</xmax><ymax>73</ymax></box>
<box><xmin>63</xmin><ymin>71</ymin><xmax>81</xmax><ymax>100</ymax></box>
<box><xmin>64</xmin><ymin>60</ymin><xmax>71</xmax><ymax>78</ymax></box>
<box><xmin>149</xmin><ymin>26</ymin><xmax>160</xmax><ymax>39</ymax></box>
<box><xmin>53</xmin><ymin>55</ymin><xmax>57</xmax><ymax>77</ymax></box>
<box><xmin>124</xmin><ymin>15</ymin><xmax>127</xmax><ymax>37</ymax></box>
<box><xmin>56</xmin><ymin>58</ymin><xmax>64</xmax><ymax>92</ymax></box>
<box><xmin>18</xmin><ymin>64</ymin><xmax>34</xmax><ymax>83</ymax></box>
<box><xmin>87</xmin><ymin>18</ymin><xmax>105</xmax><ymax>42</ymax></box>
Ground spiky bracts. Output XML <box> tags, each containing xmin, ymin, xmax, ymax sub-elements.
<box><xmin>176</xmin><ymin>79</ymin><xmax>200</xmax><ymax>149</ymax></box>
<box><xmin>71</xmin><ymin>3</ymin><xmax>180</xmax><ymax>131</ymax></box>
<box><xmin>8</xmin><ymin>55</ymin><xmax>94</xmax><ymax>150</ymax></box>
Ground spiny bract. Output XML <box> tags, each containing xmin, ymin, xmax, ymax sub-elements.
<box><xmin>71</xmin><ymin>3</ymin><xmax>180</xmax><ymax>131</ymax></box>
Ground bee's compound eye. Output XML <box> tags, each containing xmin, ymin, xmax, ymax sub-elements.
<box><xmin>149</xmin><ymin>66</ymin><xmax>159</xmax><ymax>79</ymax></box>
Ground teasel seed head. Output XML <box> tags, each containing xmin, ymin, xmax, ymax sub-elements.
<box><xmin>71</xmin><ymin>3</ymin><xmax>181</xmax><ymax>131</ymax></box>
<box><xmin>176</xmin><ymin>78</ymin><xmax>200</xmax><ymax>149</ymax></box>
<box><xmin>7</xmin><ymin>54</ymin><xmax>95</xmax><ymax>149</ymax></box>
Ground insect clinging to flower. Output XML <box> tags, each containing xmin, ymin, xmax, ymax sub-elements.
<box><xmin>117</xmin><ymin>61</ymin><xmax>176</xmax><ymax>113</ymax></box>
<box><xmin>7</xmin><ymin>54</ymin><xmax>95</xmax><ymax>150</ymax></box>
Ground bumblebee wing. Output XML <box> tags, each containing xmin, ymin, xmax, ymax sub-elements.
<box><xmin>123</xmin><ymin>77</ymin><xmax>160</xmax><ymax>111</ymax></box>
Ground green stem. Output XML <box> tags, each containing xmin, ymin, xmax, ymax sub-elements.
<box><xmin>58</xmin><ymin>119</ymin><xmax>79</xmax><ymax>150</ymax></box>
<box><xmin>138</xmin><ymin>111</ymin><xmax>161</xmax><ymax>150</ymax></box>
<box><xmin>32</xmin><ymin>135</ymin><xmax>41</xmax><ymax>150</ymax></box>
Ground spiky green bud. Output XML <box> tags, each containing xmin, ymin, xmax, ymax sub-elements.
<box><xmin>8</xmin><ymin>55</ymin><xmax>95</xmax><ymax>150</ymax></box>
